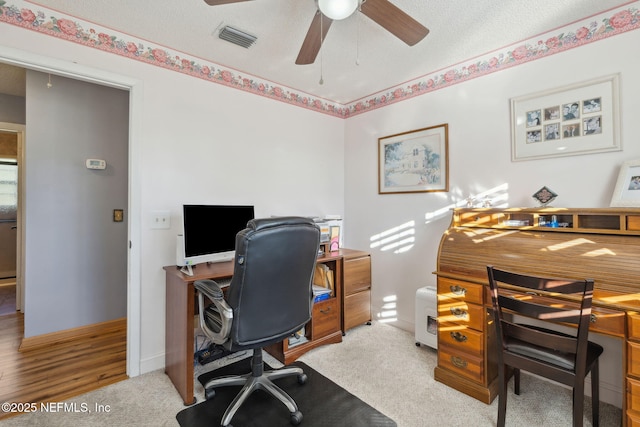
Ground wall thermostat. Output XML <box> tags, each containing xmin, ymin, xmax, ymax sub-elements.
<box><xmin>86</xmin><ymin>159</ymin><xmax>106</xmax><ymax>170</ymax></box>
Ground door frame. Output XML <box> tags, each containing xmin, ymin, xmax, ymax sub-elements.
<box><xmin>0</xmin><ymin>46</ymin><xmax>143</xmax><ymax>377</ymax></box>
<box><xmin>0</xmin><ymin>122</ymin><xmax>25</xmax><ymax>311</ymax></box>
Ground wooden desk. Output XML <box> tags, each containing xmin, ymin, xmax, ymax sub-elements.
<box><xmin>164</xmin><ymin>248</ymin><xmax>371</xmax><ymax>405</ymax></box>
<box><xmin>434</xmin><ymin>208</ymin><xmax>640</xmax><ymax>426</ymax></box>
<box><xmin>164</xmin><ymin>261</ymin><xmax>234</xmax><ymax>405</ymax></box>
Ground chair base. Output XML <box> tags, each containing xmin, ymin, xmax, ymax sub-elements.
<box><xmin>203</xmin><ymin>348</ymin><xmax>306</xmax><ymax>427</ymax></box>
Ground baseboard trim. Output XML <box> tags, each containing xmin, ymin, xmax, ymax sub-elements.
<box><xmin>140</xmin><ymin>352</ymin><xmax>165</xmax><ymax>375</ymax></box>
<box><xmin>19</xmin><ymin>317</ymin><xmax>126</xmax><ymax>352</ymax></box>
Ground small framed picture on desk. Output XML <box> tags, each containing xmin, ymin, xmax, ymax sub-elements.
<box><xmin>329</xmin><ymin>226</ymin><xmax>340</xmax><ymax>251</ymax></box>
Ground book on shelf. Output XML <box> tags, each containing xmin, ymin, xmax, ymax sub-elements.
<box><xmin>312</xmin><ymin>284</ymin><xmax>332</xmax><ymax>303</ymax></box>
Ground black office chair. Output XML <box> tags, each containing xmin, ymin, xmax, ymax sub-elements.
<box><xmin>486</xmin><ymin>266</ymin><xmax>603</xmax><ymax>427</ymax></box>
<box><xmin>194</xmin><ymin>217</ymin><xmax>320</xmax><ymax>427</ymax></box>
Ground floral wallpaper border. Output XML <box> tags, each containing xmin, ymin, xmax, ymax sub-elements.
<box><xmin>1</xmin><ymin>0</ymin><xmax>639</xmax><ymax>118</ymax></box>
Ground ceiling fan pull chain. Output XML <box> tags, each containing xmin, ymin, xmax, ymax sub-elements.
<box><xmin>355</xmin><ymin>2</ymin><xmax>361</xmax><ymax>66</ymax></box>
<box><xmin>319</xmin><ymin>11</ymin><xmax>324</xmax><ymax>85</ymax></box>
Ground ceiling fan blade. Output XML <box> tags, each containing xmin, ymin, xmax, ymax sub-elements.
<box><xmin>360</xmin><ymin>0</ymin><xmax>429</xmax><ymax>46</ymax></box>
<box><xmin>203</xmin><ymin>0</ymin><xmax>253</xmax><ymax>5</ymax></box>
<box><xmin>295</xmin><ymin>12</ymin><xmax>333</xmax><ymax>65</ymax></box>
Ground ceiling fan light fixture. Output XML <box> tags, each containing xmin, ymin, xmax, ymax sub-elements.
<box><xmin>318</xmin><ymin>0</ymin><xmax>358</xmax><ymax>20</ymax></box>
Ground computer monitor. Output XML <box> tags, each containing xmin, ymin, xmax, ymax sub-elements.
<box><xmin>177</xmin><ymin>204</ymin><xmax>255</xmax><ymax>275</ymax></box>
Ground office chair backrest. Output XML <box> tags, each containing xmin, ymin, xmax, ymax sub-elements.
<box><xmin>226</xmin><ymin>217</ymin><xmax>320</xmax><ymax>348</ymax></box>
<box><xmin>486</xmin><ymin>266</ymin><xmax>594</xmax><ymax>381</ymax></box>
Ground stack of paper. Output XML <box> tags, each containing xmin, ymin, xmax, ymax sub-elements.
<box><xmin>312</xmin><ymin>285</ymin><xmax>332</xmax><ymax>303</ymax></box>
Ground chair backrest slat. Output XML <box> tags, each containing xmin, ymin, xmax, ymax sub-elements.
<box><xmin>497</xmin><ymin>295</ymin><xmax>583</xmax><ymax>325</ymax></box>
<box><xmin>487</xmin><ymin>265</ymin><xmax>595</xmax><ymax>381</ymax></box>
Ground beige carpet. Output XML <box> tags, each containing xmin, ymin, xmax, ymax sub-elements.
<box><xmin>0</xmin><ymin>321</ymin><xmax>622</xmax><ymax>426</ymax></box>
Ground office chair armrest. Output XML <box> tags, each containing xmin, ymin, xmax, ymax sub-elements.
<box><xmin>194</xmin><ymin>279</ymin><xmax>233</xmax><ymax>345</ymax></box>
<box><xmin>195</xmin><ymin>278</ymin><xmax>226</xmax><ymax>301</ymax></box>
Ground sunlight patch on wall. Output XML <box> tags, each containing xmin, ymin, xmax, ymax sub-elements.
<box><xmin>370</xmin><ymin>221</ymin><xmax>415</xmax><ymax>254</ymax></box>
<box><xmin>424</xmin><ymin>183</ymin><xmax>510</xmax><ymax>225</ymax></box>
<box><xmin>377</xmin><ymin>294</ymin><xmax>398</xmax><ymax>323</ymax></box>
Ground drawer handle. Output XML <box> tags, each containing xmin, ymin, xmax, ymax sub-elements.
<box><xmin>590</xmin><ymin>313</ymin><xmax>597</xmax><ymax>323</ymax></box>
<box><xmin>320</xmin><ymin>307</ymin><xmax>332</xmax><ymax>314</ymax></box>
<box><xmin>450</xmin><ymin>285</ymin><xmax>467</xmax><ymax>296</ymax></box>
<box><xmin>451</xmin><ymin>356</ymin><xmax>468</xmax><ymax>369</ymax></box>
<box><xmin>450</xmin><ymin>331</ymin><xmax>468</xmax><ymax>343</ymax></box>
<box><xmin>450</xmin><ymin>307</ymin><xmax>468</xmax><ymax>319</ymax></box>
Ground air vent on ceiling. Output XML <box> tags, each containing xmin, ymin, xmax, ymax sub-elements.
<box><xmin>219</xmin><ymin>26</ymin><xmax>257</xmax><ymax>48</ymax></box>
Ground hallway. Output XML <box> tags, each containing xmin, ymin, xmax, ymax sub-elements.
<box><xmin>0</xmin><ymin>281</ymin><xmax>16</xmax><ymax>316</ymax></box>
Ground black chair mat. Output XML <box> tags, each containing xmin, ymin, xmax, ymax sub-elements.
<box><xmin>176</xmin><ymin>359</ymin><xmax>396</xmax><ymax>427</ymax></box>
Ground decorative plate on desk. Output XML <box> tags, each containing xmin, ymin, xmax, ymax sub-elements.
<box><xmin>532</xmin><ymin>186</ymin><xmax>558</xmax><ymax>207</ymax></box>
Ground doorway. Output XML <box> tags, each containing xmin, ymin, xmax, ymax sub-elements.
<box><xmin>0</xmin><ymin>157</ymin><xmax>17</xmax><ymax>316</ymax></box>
<box><xmin>0</xmin><ymin>48</ymin><xmax>141</xmax><ymax>377</ymax></box>
<box><xmin>0</xmin><ymin>127</ymin><xmax>22</xmax><ymax>316</ymax></box>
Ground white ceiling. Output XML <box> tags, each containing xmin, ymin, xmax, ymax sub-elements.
<box><xmin>1</xmin><ymin>0</ymin><xmax>630</xmax><ymax>102</ymax></box>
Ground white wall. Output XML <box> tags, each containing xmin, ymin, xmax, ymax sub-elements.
<box><xmin>1</xmin><ymin>24</ymin><xmax>345</xmax><ymax>373</ymax></box>
<box><xmin>344</xmin><ymin>29</ymin><xmax>640</xmax><ymax>332</ymax></box>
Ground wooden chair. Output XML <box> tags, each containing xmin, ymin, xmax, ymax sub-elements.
<box><xmin>486</xmin><ymin>266</ymin><xmax>603</xmax><ymax>427</ymax></box>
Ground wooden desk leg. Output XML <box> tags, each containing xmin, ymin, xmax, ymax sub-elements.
<box><xmin>165</xmin><ymin>272</ymin><xmax>196</xmax><ymax>405</ymax></box>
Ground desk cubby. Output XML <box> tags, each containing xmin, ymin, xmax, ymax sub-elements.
<box><xmin>266</xmin><ymin>255</ymin><xmax>343</xmax><ymax>365</ymax></box>
<box><xmin>453</xmin><ymin>207</ymin><xmax>640</xmax><ymax>235</ymax></box>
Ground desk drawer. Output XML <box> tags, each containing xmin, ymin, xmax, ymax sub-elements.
<box><xmin>590</xmin><ymin>306</ymin><xmax>625</xmax><ymax>337</ymax></box>
<box><xmin>312</xmin><ymin>298</ymin><xmax>340</xmax><ymax>340</ymax></box>
<box><xmin>438</xmin><ymin>322</ymin><xmax>483</xmax><ymax>354</ymax></box>
<box><xmin>344</xmin><ymin>290</ymin><xmax>371</xmax><ymax>331</ymax></box>
<box><xmin>628</xmin><ymin>377</ymin><xmax>640</xmax><ymax>415</ymax></box>
<box><xmin>438</xmin><ymin>278</ymin><xmax>484</xmax><ymax>305</ymax></box>
<box><xmin>629</xmin><ymin>313</ymin><xmax>640</xmax><ymax>341</ymax></box>
<box><xmin>628</xmin><ymin>411</ymin><xmax>640</xmax><ymax>427</ymax></box>
<box><xmin>438</xmin><ymin>345</ymin><xmax>483</xmax><ymax>383</ymax></box>
<box><xmin>343</xmin><ymin>256</ymin><xmax>371</xmax><ymax>295</ymax></box>
<box><xmin>438</xmin><ymin>301</ymin><xmax>485</xmax><ymax>331</ymax></box>
<box><xmin>629</xmin><ymin>341</ymin><xmax>640</xmax><ymax>380</ymax></box>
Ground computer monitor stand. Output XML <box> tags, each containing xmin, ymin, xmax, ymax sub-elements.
<box><xmin>180</xmin><ymin>265</ymin><xmax>194</xmax><ymax>276</ymax></box>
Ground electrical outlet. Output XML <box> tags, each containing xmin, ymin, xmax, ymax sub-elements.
<box><xmin>151</xmin><ymin>211</ymin><xmax>171</xmax><ymax>229</ymax></box>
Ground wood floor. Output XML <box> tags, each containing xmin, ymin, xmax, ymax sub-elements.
<box><xmin>0</xmin><ymin>312</ymin><xmax>128</xmax><ymax>420</ymax></box>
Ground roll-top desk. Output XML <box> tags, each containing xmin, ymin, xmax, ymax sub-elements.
<box><xmin>434</xmin><ymin>208</ymin><xmax>640</xmax><ymax>426</ymax></box>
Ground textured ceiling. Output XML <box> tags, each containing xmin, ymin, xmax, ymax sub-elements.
<box><xmin>0</xmin><ymin>0</ymin><xmax>632</xmax><ymax>102</ymax></box>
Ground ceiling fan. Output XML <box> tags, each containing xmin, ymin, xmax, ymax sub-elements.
<box><xmin>203</xmin><ymin>0</ymin><xmax>429</xmax><ymax>65</ymax></box>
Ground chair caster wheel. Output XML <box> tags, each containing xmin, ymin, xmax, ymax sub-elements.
<box><xmin>291</xmin><ymin>410</ymin><xmax>303</xmax><ymax>425</ymax></box>
<box><xmin>297</xmin><ymin>373</ymin><xmax>307</xmax><ymax>385</ymax></box>
<box><xmin>204</xmin><ymin>388</ymin><xmax>216</xmax><ymax>400</ymax></box>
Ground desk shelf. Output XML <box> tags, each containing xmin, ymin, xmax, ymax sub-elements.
<box><xmin>265</xmin><ymin>254</ymin><xmax>343</xmax><ymax>365</ymax></box>
<box><xmin>453</xmin><ymin>207</ymin><xmax>640</xmax><ymax>235</ymax></box>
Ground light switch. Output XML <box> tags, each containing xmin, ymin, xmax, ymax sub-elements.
<box><xmin>151</xmin><ymin>211</ymin><xmax>171</xmax><ymax>229</ymax></box>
